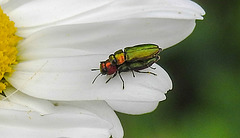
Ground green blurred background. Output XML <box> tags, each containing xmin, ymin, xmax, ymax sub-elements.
<box><xmin>118</xmin><ymin>1</ymin><xmax>240</xmax><ymax>137</ymax></box>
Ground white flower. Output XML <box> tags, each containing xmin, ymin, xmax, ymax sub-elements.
<box><xmin>2</xmin><ymin>0</ymin><xmax>204</xmax><ymax>113</ymax></box>
<box><xmin>0</xmin><ymin>0</ymin><xmax>204</xmax><ymax>137</ymax></box>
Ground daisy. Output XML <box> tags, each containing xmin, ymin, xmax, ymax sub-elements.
<box><xmin>0</xmin><ymin>0</ymin><xmax>204</xmax><ymax>137</ymax></box>
<box><xmin>6</xmin><ymin>0</ymin><xmax>204</xmax><ymax>114</ymax></box>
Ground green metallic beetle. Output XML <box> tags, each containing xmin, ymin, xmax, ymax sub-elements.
<box><xmin>108</xmin><ymin>44</ymin><xmax>161</xmax><ymax>65</ymax></box>
<box><xmin>92</xmin><ymin>44</ymin><xmax>162</xmax><ymax>89</ymax></box>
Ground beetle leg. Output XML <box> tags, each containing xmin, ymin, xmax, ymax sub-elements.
<box><xmin>106</xmin><ymin>72</ymin><xmax>117</xmax><ymax>84</ymax></box>
<box><xmin>118</xmin><ymin>72</ymin><xmax>125</xmax><ymax>89</ymax></box>
<box><xmin>134</xmin><ymin>70</ymin><xmax>157</xmax><ymax>76</ymax></box>
<box><xmin>131</xmin><ymin>69</ymin><xmax>135</xmax><ymax>77</ymax></box>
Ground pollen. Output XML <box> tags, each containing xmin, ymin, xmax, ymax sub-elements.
<box><xmin>0</xmin><ymin>7</ymin><xmax>22</xmax><ymax>94</ymax></box>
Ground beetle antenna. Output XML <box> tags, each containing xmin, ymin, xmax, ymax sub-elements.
<box><xmin>92</xmin><ymin>73</ymin><xmax>102</xmax><ymax>84</ymax></box>
<box><xmin>91</xmin><ymin>68</ymin><xmax>100</xmax><ymax>71</ymax></box>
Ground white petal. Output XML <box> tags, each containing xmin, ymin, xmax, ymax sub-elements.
<box><xmin>0</xmin><ymin>99</ymin><xmax>114</xmax><ymax>137</ymax></box>
<box><xmin>106</xmin><ymin>100</ymin><xmax>160</xmax><ymax>115</ymax></box>
<box><xmin>0</xmin><ymin>104</ymin><xmax>112</xmax><ymax>138</ymax></box>
<box><xmin>62</xmin><ymin>0</ymin><xmax>205</xmax><ymax>23</ymax></box>
<box><xmin>1</xmin><ymin>95</ymin><xmax>122</xmax><ymax>137</ymax></box>
<box><xmin>58</xmin><ymin>101</ymin><xmax>123</xmax><ymax>138</ymax></box>
<box><xmin>1</xmin><ymin>126</ymin><xmax>110</xmax><ymax>138</ymax></box>
<box><xmin>4</xmin><ymin>0</ymin><xmax>113</xmax><ymax>27</ymax></box>
<box><xmin>3</xmin><ymin>86</ymin><xmax>55</xmax><ymax>114</ymax></box>
<box><xmin>0</xmin><ymin>101</ymin><xmax>30</xmax><ymax>111</ymax></box>
<box><xmin>0</xmin><ymin>0</ymin><xmax>8</xmax><ymax>5</ymax></box>
<box><xmin>7</xmin><ymin>58</ymin><xmax>171</xmax><ymax>101</ymax></box>
<box><xmin>17</xmin><ymin>18</ymin><xmax>196</xmax><ymax>56</ymax></box>
<box><xmin>2</xmin><ymin>0</ymin><xmax>204</xmax><ymax>37</ymax></box>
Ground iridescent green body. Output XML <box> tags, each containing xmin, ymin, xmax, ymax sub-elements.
<box><xmin>109</xmin><ymin>44</ymin><xmax>161</xmax><ymax>65</ymax></box>
<box><xmin>118</xmin><ymin>55</ymin><xmax>160</xmax><ymax>73</ymax></box>
<box><xmin>124</xmin><ymin>44</ymin><xmax>161</xmax><ymax>62</ymax></box>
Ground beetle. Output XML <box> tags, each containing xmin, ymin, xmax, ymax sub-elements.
<box><xmin>108</xmin><ymin>44</ymin><xmax>161</xmax><ymax>65</ymax></box>
<box><xmin>92</xmin><ymin>55</ymin><xmax>160</xmax><ymax>89</ymax></box>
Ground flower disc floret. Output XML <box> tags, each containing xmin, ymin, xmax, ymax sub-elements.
<box><xmin>0</xmin><ymin>7</ymin><xmax>21</xmax><ymax>94</ymax></box>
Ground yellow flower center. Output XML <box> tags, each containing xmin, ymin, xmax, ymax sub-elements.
<box><xmin>0</xmin><ymin>6</ymin><xmax>22</xmax><ymax>95</ymax></box>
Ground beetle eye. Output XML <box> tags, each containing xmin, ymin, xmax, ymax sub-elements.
<box><xmin>100</xmin><ymin>62</ymin><xmax>107</xmax><ymax>75</ymax></box>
